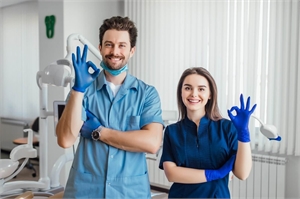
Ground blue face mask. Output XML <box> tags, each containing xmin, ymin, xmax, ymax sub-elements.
<box><xmin>100</xmin><ymin>61</ymin><xmax>128</xmax><ymax>76</ymax></box>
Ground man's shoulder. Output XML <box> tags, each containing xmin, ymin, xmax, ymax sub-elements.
<box><xmin>128</xmin><ymin>74</ymin><xmax>157</xmax><ymax>91</ymax></box>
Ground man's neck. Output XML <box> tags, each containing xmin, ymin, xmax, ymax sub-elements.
<box><xmin>104</xmin><ymin>71</ymin><xmax>127</xmax><ymax>85</ymax></box>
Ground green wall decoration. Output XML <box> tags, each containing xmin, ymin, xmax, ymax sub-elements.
<box><xmin>44</xmin><ymin>15</ymin><xmax>56</xmax><ymax>39</ymax></box>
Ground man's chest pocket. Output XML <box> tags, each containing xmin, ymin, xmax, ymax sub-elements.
<box><xmin>125</xmin><ymin>116</ymin><xmax>141</xmax><ymax>131</ymax></box>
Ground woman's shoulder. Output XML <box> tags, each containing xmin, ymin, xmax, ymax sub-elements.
<box><xmin>210</xmin><ymin>117</ymin><xmax>234</xmax><ymax>129</ymax></box>
<box><xmin>165</xmin><ymin>120</ymin><xmax>183</xmax><ymax>132</ymax></box>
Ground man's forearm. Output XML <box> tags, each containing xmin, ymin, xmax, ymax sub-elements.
<box><xmin>99</xmin><ymin>123</ymin><xmax>163</xmax><ymax>154</ymax></box>
<box><xmin>56</xmin><ymin>90</ymin><xmax>84</xmax><ymax>148</ymax></box>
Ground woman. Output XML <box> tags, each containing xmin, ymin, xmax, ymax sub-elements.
<box><xmin>159</xmin><ymin>67</ymin><xmax>256</xmax><ymax>198</ymax></box>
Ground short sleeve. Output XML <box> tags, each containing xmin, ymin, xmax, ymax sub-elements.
<box><xmin>140</xmin><ymin>86</ymin><xmax>164</xmax><ymax>128</ymax></box>
<box><xmin>159</xmin><ymin>126</ymin><xmax>175</xmax><ymax>170</ymax></box>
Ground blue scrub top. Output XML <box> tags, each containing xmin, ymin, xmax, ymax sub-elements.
<box><xmin>159</xmin><ymin>116</ymin><xmax>237</xmax><ymax>198</ymax></box>
<box><xmin>63</xmin><ymin>71</ymin><xmax>164</xmax><ymax>199</ymax></box>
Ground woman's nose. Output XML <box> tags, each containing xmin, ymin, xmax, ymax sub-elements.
<box><xmin>191</xmin><ymin>89</ymin><xmax>198</xmax><ymax>97</ymax></box>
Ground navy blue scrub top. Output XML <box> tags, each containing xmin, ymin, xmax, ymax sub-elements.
<box><xmin>159</xmin><ymin>116</ymin><xmax>238</xmax><ymax>198</ymax></box>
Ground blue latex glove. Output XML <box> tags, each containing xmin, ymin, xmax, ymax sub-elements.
<box><xmin>80</xmin><ymin>109</ymin><xmax>102</xmax><ymax>139</ymax></box>
<box><xmin>72</xmin><ymin>45</ymin><xmax>100</xmax><ymax>93</ymax></box>
<box><xmin>227</xmin><ymin>94</ymin><xmax>257</xmax><ymax>142</ymax></box>
<box><xmin>205</xmin><ymin>155</ymin><xmax>236</xmax><ymax>182</ymax></box>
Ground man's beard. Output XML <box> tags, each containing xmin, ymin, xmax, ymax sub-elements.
<box><xmin>104</xmin><ymin>54</ymin><xmax>126</xmax><ymax>70</ymax></box>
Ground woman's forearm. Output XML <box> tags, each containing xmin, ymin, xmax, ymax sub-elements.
<box><xmin>233</xmin><ymin>141</ymin><xmax>252</xmax><ymax>180</ymax></box>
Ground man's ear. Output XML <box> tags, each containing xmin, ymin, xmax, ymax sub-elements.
<box><xmin>98</xmin><ymin>44</ymin><xmax>102</xmax><ymax>51</ymax></box>
<box><xmin>130</xmin><ymin>46</ymin><xmax>136</xmax><ymax>58</ymax></box>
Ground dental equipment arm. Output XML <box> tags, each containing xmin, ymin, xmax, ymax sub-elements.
<box><xmin>251</xmin><ymin>115</ymin><xmax>281</xmax><ymax>141</ymax></box>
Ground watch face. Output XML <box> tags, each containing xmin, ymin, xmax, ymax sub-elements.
<box><xmin>92</xmin><ymin>130</ymin><xmax>99</xmax><ymax>140</ymax></box>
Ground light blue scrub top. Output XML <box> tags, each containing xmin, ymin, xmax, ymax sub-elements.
<box><xmin>63</xmin><ymin>71</ymin><xmax>164</xmax><ymax>199</ymax></box>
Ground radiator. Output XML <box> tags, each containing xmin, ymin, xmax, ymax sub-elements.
<box><xmin>146</xmin><ymin>152</ymin><xmax>172</xmax><ymax>189</ymax></box>
<box><xmin>230</xmin><ymin>154</ymin><xmax>287</xmax><ymax>199</ymax></box>
<box><xmin>147</xmin><ymin>153</ymin><xmax>287</xmax><ymax>198</ymax></box>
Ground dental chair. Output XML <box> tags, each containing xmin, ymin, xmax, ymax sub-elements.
<box><xmin>12</xmin><ymin>117</ymin><xmax>39</xmax><ymax>178</ymax></box>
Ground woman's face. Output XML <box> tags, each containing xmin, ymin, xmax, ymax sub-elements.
<box><xmin>181</xmin><ymin>74</ymin><xmax>211</xmax><ymax>114</ymax></box>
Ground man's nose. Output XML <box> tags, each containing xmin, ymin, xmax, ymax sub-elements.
<box><xmin>111</xmin><ymin>46</ymin><xmax>120</xmax><ymax>56</ymax></box>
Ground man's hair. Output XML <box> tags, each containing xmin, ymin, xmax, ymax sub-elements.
<box><xmin>176</xmin><ymin>67</ymin><xmax>223</xmax><ymax>121</ymax></box>
<box><xmin>99</xmin><ymin>16</ymin><xmax>138</xmax><ymax>48</ymax></box>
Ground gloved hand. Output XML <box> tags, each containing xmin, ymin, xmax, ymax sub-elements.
<box><xmin>205</xmin><ymin>155</ymin><xmax>236</xmax><ymax>182</ymax></box>
<box><xmin>80</xmin><ymin>109</ymin><xmax>102</xmax><ymax>139</ymax></box>
<box><xmin>227</xmin><ymin>94</ymin><xmax>257</xmax><ymax>142</ymax></box>
<box><xmin>72</xmin><ymin>45</ymin><xmax>100</xmax><ymax>93</ymax></box>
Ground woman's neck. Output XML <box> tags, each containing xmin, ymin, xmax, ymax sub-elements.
<box><xmin>187</xmin><ymin>109</ymin><xmax>206</xmax><ymax>126</ymax></box>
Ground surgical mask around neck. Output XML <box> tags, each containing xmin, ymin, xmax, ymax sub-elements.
<box><xmin>100</xmin><ymin>61</ymin><xmax>128</xmax><ymax>76</ymax></box>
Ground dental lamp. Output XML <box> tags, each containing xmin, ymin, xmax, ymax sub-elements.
<box><xmin>251</xmin><ymin>115</ymin><xmax>281</xmax><ymax>141</ymax></box>
<box><xmin>55</xmin><ymin>33</ymin><xmax>102</xmax><ymax>77</ymax></box>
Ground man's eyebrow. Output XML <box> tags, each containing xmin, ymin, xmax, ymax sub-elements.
<box><xmin>103</xmin><ymin>41</ymin><xmax>128</xmax><ymax>45</ymax></box>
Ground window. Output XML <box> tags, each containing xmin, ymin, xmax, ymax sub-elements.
<box><xmin>125</xmin><ymin>0</ymin><xmax>300</xmax><ymax>156</ymax></box>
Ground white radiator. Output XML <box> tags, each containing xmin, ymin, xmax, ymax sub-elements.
<box><xmin>146</xmin><ymin>152</ymin><xmax>172</xmax><ymax>189</ymax></box>
<box><xmin>147</xmin><ymin>153</ymin><xmax>287</xmax><ymax>198</ymax></box>
<box><xmin>230</xmin><ymin>154</ymin><xmax>287</xmax><ymax>199</ymax></box>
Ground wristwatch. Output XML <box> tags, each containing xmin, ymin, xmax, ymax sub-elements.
<box><xmin>92</xmin><ymin>126</ymin><xmax>103</xmax><ymax>141</ymax></box>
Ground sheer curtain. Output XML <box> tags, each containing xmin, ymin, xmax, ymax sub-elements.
<box><xmin>0</xmin><ymin>2</ymin><xmax>39</xmax><ymax>121</ymax></box>
<box><xmin>125</xmin><ymin>0</ymin><xmax>300</xmax><ymax>156</ymax></box>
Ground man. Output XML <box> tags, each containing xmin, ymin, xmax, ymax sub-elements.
<box><xmin>56</xmin><ymin>16</ymin><xmax>164</xmax><ymax>198</ymax></box>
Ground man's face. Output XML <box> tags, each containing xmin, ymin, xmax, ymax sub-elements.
<box><xmin>99</xmin><ymin>29</ymin><xmax>135</xmax><ymax>70</ymax></box>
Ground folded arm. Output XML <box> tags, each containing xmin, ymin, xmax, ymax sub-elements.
<box><xmin>163</xmin><ymin>155</ymin><xmax>236</xmax><ymax>183</ymax></box>
<box><xmin>100</xmin><ymin>123</ymin><xmax>163</xmax><ymax>154</ymax></box>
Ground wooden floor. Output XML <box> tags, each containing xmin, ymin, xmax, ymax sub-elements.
<box><xmin>1</xmin><ymin>150</ymin><xmax>168</xmax><ymax>199</ymax></box>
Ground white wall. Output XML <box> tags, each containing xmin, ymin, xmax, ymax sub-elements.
<box><xmin>286</xmin><ymin>156</ymin><xmax>300</xmax><ymax>198</ymax></box>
